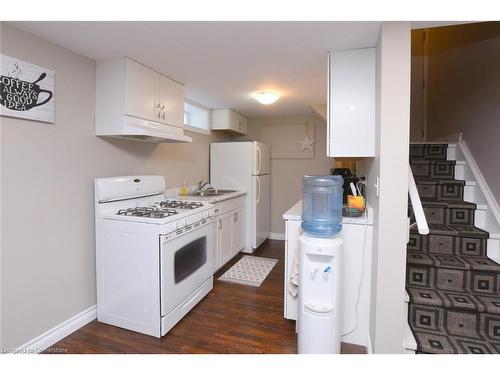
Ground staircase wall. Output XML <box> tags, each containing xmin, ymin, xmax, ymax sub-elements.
<box><xmin>424</xmin><ymin>22</ymin><xmax>500</xmax><ymax>205</ymax></box>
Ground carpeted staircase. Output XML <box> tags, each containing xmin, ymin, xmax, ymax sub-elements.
<box><xmin>406</xmin><ymin>143</ymin><xmax>500</xmax><ymax>354</ymax></box>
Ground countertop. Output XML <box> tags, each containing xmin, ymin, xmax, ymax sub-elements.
<box><xmin>167</xmin><ymin>190</ymin><xmax>246</xmax><ymax>204</ymax></box>
<box><xmin>282</xmin><ymin>199</ymin><xmax>374</xmax><ymax>225</ymax></box>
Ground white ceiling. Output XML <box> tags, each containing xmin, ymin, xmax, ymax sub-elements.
<box><xmin>10</xmin><ymin>21</ymin><xmax>382</xmax><ymax>117</ymax></box>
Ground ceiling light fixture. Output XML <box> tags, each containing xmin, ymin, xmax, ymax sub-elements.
<box><xmin>254</xmin><ymin>91</ymin><xmax>280</xmax><ymax>105</ymax></box>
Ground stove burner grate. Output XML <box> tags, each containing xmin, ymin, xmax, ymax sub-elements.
<box><xmin>157</xmin><ymin>200</ymin><xmax>203</xmax><ymax>210</ymax></box>
<box><xmin>117</xmin><ymin>207</ymin><xmax>178</xmax><ymax>218</ymax></box>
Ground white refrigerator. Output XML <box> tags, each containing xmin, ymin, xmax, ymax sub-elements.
<box><xmin>210</xmin><ymin>141</ymin><xmax>271</xmax><ymax>252</ymax></box>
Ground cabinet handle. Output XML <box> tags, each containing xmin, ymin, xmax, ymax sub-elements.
<box><xmin>233</xmin><ymin>212</ymin><xmax>238</xmax><ymax>222</ymax></box>
<box><xmin>219</xmin><ymin>219</ymin><xmax>222</xmax><ymax>230</ymax></box>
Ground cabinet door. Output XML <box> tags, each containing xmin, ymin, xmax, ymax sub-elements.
<box><xmin>231</xmin><ymin>207</ymin><xmax>245</xmax><ymax>255</ymax></box>
<box><xmin>125</xmin><ymin>58</ymin><xmax>159</xmax><ymax>121</ymax></box>
<box><xmin>159</xmin><ymin>75</ymin><xmax>185</xmax><ymax>128</ymax></box>
<box><xmin>239</xmin><ymin>116</ymin><xmax>247</xmax><ymax>134</ymax></box>
<box><xmin>228</xmin><ymin>110</ymin><xmax>238</xmax><ymax>132</ymax></box>
<box><xmin>210</xmin><ymin>109</ymin><xmax>229</xmax><ymax>130</ymax></box>
<box><xmin>285</xmin><ymin>220</ymin><xmax>301</xmax><ymax>320</ymax></box>
<box><xmin>234</xmin><ymin>113</ymin><xmax>247</xmax><ymax>134</ymax></box>
<box><xmin>214</xmin><ymin>217</ymin><xmax>221</xmax><ymax>272</ymax></box>
<box><xmin>328</xmin><ymin>48</ymin><xmax>375</xmax><ymax>157</ymax></box>
<box><xmin>217</xmin><ymin>213</ymin><xmax>233</xmax><ymax>267</ymax></box>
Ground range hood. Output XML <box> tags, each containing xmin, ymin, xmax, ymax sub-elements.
<box><xmin>95</xmin><ymin>115</ymin><xmax>192</xmax><ymax>143</ymax></box>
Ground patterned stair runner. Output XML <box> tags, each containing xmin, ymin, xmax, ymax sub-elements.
<box><xmin>407</xmin><ymin>144</ymin><xmax>500</xmax><ymax>354</ymax></box>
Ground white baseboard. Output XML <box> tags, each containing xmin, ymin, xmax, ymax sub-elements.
<box><xmin>15</xmin><ymin>305</ymin><xmax>96</xmax><ymax>354</ymax></box>
<box><xmin>268</xmin><ymin>232</ymin><xmax>285</xmax><ymax>241</ymax></box>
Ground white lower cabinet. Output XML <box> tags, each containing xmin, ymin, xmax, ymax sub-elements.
<box><xmin>213</xmin><ymin>196</ymin><xmax>246</xmax><ymax>272</ymax></box>
<box><xmin>284</xmin><ymin>220</ymin><xmax>302</xmax><ymax>320</ymax></box>
<box><xmin>231</xmin><ymin>207</ymin><xmax>245</xmax><ymax>254</ymax></box>
<box><xmin>216</xmin><ymin>212</ymin><xmax>233</xmax><ymax>268</ymax></box>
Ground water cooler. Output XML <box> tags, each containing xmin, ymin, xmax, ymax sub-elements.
<box><xmin>298</xmin><ymin>175</ymin><xmax>343</xmax><ymax>354</ymax></box>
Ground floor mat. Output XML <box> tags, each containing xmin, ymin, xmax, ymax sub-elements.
<box><xmin>218</xmin><ymin>255</ymin><xmax>278</xmax><ymax>287</ymax></box>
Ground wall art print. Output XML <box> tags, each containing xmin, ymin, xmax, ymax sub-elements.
<box><xmin>0</xmin><ymin>54</ymin><xmax>54</xmax><ymax>123</ymax></box>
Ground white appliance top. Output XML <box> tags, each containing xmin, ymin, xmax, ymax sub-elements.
<box><xmin>95</xmin><ymin>176</ymin><xmax>214</xmax><ymax>227</ymax></box>
<box><xmin>95</xmin><ymin>175</ymin><xmax>166</xmax><ymax>203</ymax></box>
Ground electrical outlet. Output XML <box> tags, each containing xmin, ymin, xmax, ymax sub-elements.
<box><xmin>374</xmin><ymin>176</ymin><xmax>380</xmax><ymax>197</ymax></box>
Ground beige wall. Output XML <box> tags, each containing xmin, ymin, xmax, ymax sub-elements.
<box><xmin>358</xmin><ymin>22</ymin><xmax>411</xmax><ymax>353</ymax></box>
<box><xmin>0</xmin><ymin>23</ymin><xmax>230</xmax><ymax>349</ymax></box>
<box><xmin>246</xmin><ymin>116</ymin><xmax>335</xmax><ymax>234</ymax></box>
<box><xmin>425</xmin><ymin>22</ymin><xmax>500</xmax><ymax>202</ymax></box>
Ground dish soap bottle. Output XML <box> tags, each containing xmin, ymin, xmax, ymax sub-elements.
<box><xmin>179</xmin><ymin>181</ymin><xmax>189</xmax><ymax>196</ymax></box>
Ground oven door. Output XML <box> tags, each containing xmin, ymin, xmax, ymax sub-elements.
<box><xmin>160</xmin><ymin>218</ymin><xmax>214</xmax><ymax>316</ymax></box>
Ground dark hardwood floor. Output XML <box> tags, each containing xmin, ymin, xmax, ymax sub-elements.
<box><xmin>44</xmin><ymin>240</ymin><xmax>366</xmax><ymax>354</ymax></box>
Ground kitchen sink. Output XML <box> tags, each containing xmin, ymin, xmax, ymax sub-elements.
<box><xmin>189</xmin><ymin>189</ymin><xmax>237</xmax><ymax>197</ymax></box>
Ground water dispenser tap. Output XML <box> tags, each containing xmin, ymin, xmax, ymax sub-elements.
<box><xmin>323</xmin><ymin>266</ymin><xmax>332</xmax><ymax>280</ymax></box>
<box><xmin>311</xmin><ymin>267</ymin><xmax>318</xmax><ymax>279</ymax></box>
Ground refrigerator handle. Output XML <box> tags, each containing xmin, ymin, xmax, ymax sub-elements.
<box><xmin>256</xmin><ymin>146</ymin><xmax>262</xmax><ymax>175</ymax></box>
<box><xmin>256</xmin><ymin>176</ymin><xmax>261</xmax><ymax>206</ymax></box>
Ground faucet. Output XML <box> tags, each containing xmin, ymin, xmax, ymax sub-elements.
<box><xmin>198</xmin><ymin>180</ymin><xmax>209</xmax><ymax>191</ymax></box>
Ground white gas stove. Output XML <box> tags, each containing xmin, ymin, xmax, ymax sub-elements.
<box><xmin>94</xmin><ymin>175</ymin><xmax>214</xmax><ymax>337</ymax></box>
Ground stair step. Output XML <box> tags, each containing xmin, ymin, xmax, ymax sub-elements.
<box><xmin>406</xmin><ymin>286</ymin><xmax>500</xmax><ymax>314</ymax></box>
<box><xmin>410</xmin><ymin>329</ymin><xmax>500</xmax><ymax>354</ymax></box>
<box><xmin>409</xmin><ymin>223</ymin><xmax>489</xmax><ymax>258</ymax></box>
<box><xmin>415</xmin><ymin>179</ymin><xmax>468</xmax><ymax>203</ymax></box>
<box><xmin>406</xmin><ymin>264</ymin><xmax>500</xmax><ymax>294</ymax></box>
<box><xmin>409</xmin><ymin>202</ymin><xmax>477</xmax><ymax>226</ymax></box>
<box><xmin>410</xmin><ymin>223</ymin><xmax>489</xmax><ymax>238</ymax></box>
<box><xmin>418</xmin><ymin>200</ymin><xmax>476</xmax><ymax>209</ymax></box>
<box><xmin>407</xmin><ymin>250</ymin><xmax>500</xmax><ymax>272</ymax></box>
<box><xmin>411</xmin><ymin>160</ymin><xmax>456</xmax><ymax>165</ymax></box>
<box><xmin>411</xmin><ymin>160</ymin><xmax>456</xmax><ymax>180</ymax></box>
<box><xmin>415</xmin><ymin>179</ymin><xmax>465</xmax><ymax>186</ymax></box>
<box><xmin>410</xmin><ymin>144</ymin><xmax>449</xmax><ymax>161</ymax></box>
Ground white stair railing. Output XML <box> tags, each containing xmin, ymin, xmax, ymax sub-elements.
<box><xmin>408</xmin><ymin>165</ymin><xmax>429</xmax><ymax>235</ymax></box>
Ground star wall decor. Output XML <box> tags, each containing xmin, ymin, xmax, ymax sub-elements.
<box><xmin>298</xmin><ymin>132</ymin><xmax>315</xmax><ymax>151</ymax></box>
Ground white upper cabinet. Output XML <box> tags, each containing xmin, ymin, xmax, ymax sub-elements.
<box><xmin>96</xmin><ymin>57</ymin><xmax>185</xmax><ymax>129</ymax></box>
<box><xmin>125</xmin><ymin>58</ymin><xmax>158</xmax><ymax>121</ymax></box>
<box><xmin>211</xmin><ymin>109</ymin><xmax>247</xmax><ymax>135</ymax></box>
<box><xmin>158</xmin><ymin>74</ymin><xmax>185</xmax><ymax>128</ymax></box>
<box><xmin>327</xmin><ymin>48</ymin><xmax>375</xmax><ymax>157</ymax></box>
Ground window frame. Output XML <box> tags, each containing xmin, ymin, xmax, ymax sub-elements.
<box><xmin>184</xmin><ymin>99</ymin><xmax>210</xmax><ymax>135</ymax></box>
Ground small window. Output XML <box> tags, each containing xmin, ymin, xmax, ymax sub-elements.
<box><xmin>184</xmin><ymin>100</ymin><xmax>210</xmax><ymax>135</ymax></box>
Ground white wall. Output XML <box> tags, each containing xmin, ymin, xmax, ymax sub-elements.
<box><xmin>0</xmin><ymin>23</ymin><xmax>230</xmax><ymax>349</ymax></box>
<box><xmin>358</xmin><ymin>22</ymin><xmax>411</xmax><ymax>353</ymax></box>
<box><xmin>425</xmin><ymin>23</ymin><xmax>500</xmax><ymax>203</ymax></box>
<box><xmin>246</xmin><ymin>117</ymin><xmax>334</xmax><ymax>234</ymax></box>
